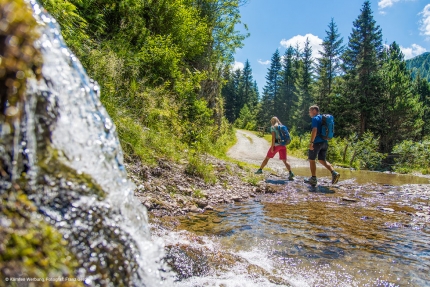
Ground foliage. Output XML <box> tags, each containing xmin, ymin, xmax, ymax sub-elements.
<box><xmin>37</xmin><ymin>0</ymin><xmax>248</xmax><ymax>167</ymax></box>
<box><xmin>279</xmin><ymin>46</ymin><xmax>299</xmax><ymax>128</ymax></box>
<box><xmin>221</xmin><ymin>61</ymin><xmax>259</xmax><ymax>126</ymax></box>
<box><xmin>392</xmin><ymin>139</ymin><xmax>430</xmax><ymax>174</ymax></box>
<box><xmin>315</xmin><ymin>18</ymin><xmax>344</xmax><ymax>111</ymax></box>
<box><xmin>293</xmin><ymin>38</ymin><xmax>314</xmax><ymax>133</ymax></box>
<box><xmin>258</xmin><ymin>49</ymin><xmax>283</xmax><ymax>126</ymax></box>
<box><xmin>376</xmin><ymin>42</ymin><xmax>423</xmax><ymax>152</ymax></box>
<box><xmin>234</xmin><ymin>104</ymin><xmax>257</xmax><ymax>130</ymax></box>
<box><xmin>185</xmin><ymin>152</ymin><xmax>217</xmax><ymax>184</ymax></box>
<box><xmin>341</xmin><ymin>0</ymin><xmax>384</xmax><ymax>136</ymax></box>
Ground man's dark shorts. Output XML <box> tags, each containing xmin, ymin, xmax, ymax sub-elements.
<box><xmin>308</xmin><ymin>141</ymin><xmax>328</xmax><ymax>161</ymax></box>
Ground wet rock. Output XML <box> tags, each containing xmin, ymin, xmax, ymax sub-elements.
<box><xmin>381</xmin><ymin>207</ymin><xmax>395</xmax><ymax>212</ymax></box>
<box><xmin>195</xmin><ymin>199</ymin><xmax>208</xmax><ymax>208</ymax></box>
<box><xmin>189</xmin><ymin>206</ymin><xmax>201</xmax><ymax>213</ymax></box>
<box><xmin>342</xmin><ymin>197</ymin><xmax>357</xmax><ymax>202</ymax></box>
<box><xmin>205</xmin><ymin>205</ymin><xmax>214</xmax><ymax>210</ymax></box>
<box><xmin>212</xmin><ymin>218</ymin><xmax>222</xmax><ymax>223</ymax></box>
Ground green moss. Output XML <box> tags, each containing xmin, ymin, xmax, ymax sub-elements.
<box><xmin>0</xmin><ymin>190</ymin><xmax>82</xmax><ymax>287</ymax></box>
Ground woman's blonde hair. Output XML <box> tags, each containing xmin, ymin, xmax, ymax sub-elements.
<box><xmin>270</xmin><ymin>116</ymin><xmax>282</xmax><ymax>127</ymax></box>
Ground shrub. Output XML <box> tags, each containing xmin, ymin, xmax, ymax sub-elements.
<box><xmin>392</xmin><ymin>139</ymin><xmax>430</xmax><ymax>173</ymax></box>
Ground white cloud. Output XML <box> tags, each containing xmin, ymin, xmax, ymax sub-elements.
<box><xmin>258</xmin><ymin>59</ymin><xmax>270</xmax><ymax>65</ymax></box>
<box><xmin>378</xmin><ymin>0</ymin><xmax>400</xmax><ymax>9</ymax></box>
<box><xmin>400</xmin><ymin>44</ymin><xmax>427</xmax><ymax>59</ymax></box>
<box><xmin>419</xmin><ymin>4</ymin><xmax>430</xmax><ymax>38</ymax></box>
<box><xmin>232</xmin><ymin>61</ymin><xmax>244</xmax><ymax>71</ymax></box>
<box><xmin>280</xmin><ymin>33</ymin><xmax>323</xmax><ymax>60</ymax></box>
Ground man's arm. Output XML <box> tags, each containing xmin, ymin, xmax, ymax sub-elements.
<box><xmin>309</xmin><ymin>127</ymin><xmax>317</xmax><ymax>150</ymax></box>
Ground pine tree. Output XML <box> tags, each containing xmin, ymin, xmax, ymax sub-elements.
<box><xmin>258</xmin><ymin>49</ymin><xmax>282</xmax><ymax>126</ymax></box>
<box><xmin>316</xmin><ymin>18</ymin><xmax>344</xmax><ymax>111</ymax></box>
<box><xmin>342</xmin><ymin>1</ymin><xmax>384</xmax><ymax>135</ymax></box>
<box><xmin>240</xmin><ymin>60</ymin><xmax>259</xmax><ymax>109</ymax></box>
<box><xmin>377</xmin><ymin>42</ymin><xmax>423</xmax><ymax>152</ymax></box>
<box><xmin>414</xmin><ymin>74</ymin><xmax>430</xmax><ymax>138</ymax></box>
<box><xmin>278</xmin><ymin>46</ymin><xmax>299</xmax><ymax>127</ymax></box>
<box><xmin>233</xmin><ymin>68</ymin><xmax>243</xmax><ymax>119</ymax></box>
<box><xmin>221</xmin><ymin>68</ymin><xmax>237</xmax><ymax>123</ymax></box>
<box><xmin>294</xmin><ymin>38</ymin><xmax>314</xmax><ymax>133</ymax></box>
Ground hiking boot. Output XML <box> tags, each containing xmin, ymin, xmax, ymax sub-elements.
<box><xmin>305</xmin><ymin>176</ymin><xmax>317</xmax><ymax>186</ymax></box>
<box><xmin>288</xmin><ymin>171</ymin><xmax>295</xmax><ymax>180</ymax></box>
<box><xmin>331</xmin><ymin>171</ymin><xmax>340</xmax><ymax>184</ymax></box>
<box><xmin>255</xmin><ymin>169</ymin><xmax>263</xmax><ymax>174</ymax></box>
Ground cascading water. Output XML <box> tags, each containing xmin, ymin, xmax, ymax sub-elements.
<box><xmin>0</xmin><ymin>1</ymin><xmax>173</xmax><ymax>285</ymax></box>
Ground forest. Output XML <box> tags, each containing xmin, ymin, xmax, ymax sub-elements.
<box><xmin>36</xmin><ymin>0</ymin><xmax>430</xmax><ymax>174</ymax></box>
<box><xmin>222</xmin><ymin>2</ymin><xmax>430</xmax><ymax>173</ymax></box>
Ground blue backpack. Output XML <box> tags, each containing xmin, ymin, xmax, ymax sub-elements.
<box><xmin>321</xmin><ymin>114</ymin><xmax>334</xmax><ymax>140</ymax></box>
<box><xmin>277</xmin><ymin>125</ymin><xmax>291</xmax><ymax>146</ymax></box>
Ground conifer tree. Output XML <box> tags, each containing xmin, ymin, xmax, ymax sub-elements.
<box><xmin>221</xmin><ymin>68</ymin><xmax>237</xmax><ymax>123</ymax></box>
<box><xmin>294</xmin><ymin>38</ymin><xmax>314</xmax><ymax>133</ymax></box>
<box><xmin>316</xmin><ymin>18</ymin><xmax>344</xmax><ymax>110</ymax></box>
<box><xmin>258</xmin><ymin>49</ymin><xmax>282</xmax><ymax>125</ymax></box>
<box><xmin>233</xmin><ymin>68</ymin><xmax>243</xmax><ymax>119</ymax></box>
<box><xmin>341</xmin><ymin>0</ymin><xmax>384</xmax><ymax>135</ymax></box>
<box><xmin>377</xmin><ymin>42</ymin><xmax>423</xmax><ymax>152</ymax></box>
<box><xmin>278</xmin><ymin>46</ymin><xmax>299</xmax><ymax>127</ymax></box>
<box><xmin>240</xmin><ymin>60</ymin><xmax>259</xmax><ymax>109</ymax></box>
<box><xmin>414</xmin><ymin>74</ymin><xmax>430</xmax><ymax>138</ymax></box>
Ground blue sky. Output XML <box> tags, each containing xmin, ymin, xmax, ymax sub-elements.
<box><xmin>233</xmin><ymin>0</ymin><xmax>430</xmax><ymax>94</ymax></box>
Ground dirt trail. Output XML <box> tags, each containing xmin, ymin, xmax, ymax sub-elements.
<box><xmin>227</xmin><ymin>129</ymin><xmax>309</xmax><ymax>172</ymax></box>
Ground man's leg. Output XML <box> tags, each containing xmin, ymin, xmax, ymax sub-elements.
<box><xmin>318</xmin><ymin>142</ymin><xmax>340</xmax><ymax>184</ymax></box>
<box><xmin>318</xmin><ymin>160</ymin><xmax>334</xmax><ymax>172</ymax></box>
<box><xmin>309</xmin><ymin>160</ymin><xmax>317</xmax><ymax>177</ymax></box>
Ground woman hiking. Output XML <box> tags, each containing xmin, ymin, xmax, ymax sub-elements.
<box><xmin>255</xmin><ymin>116</ymin><xmax>295</xmax><ymax>180</ymax></box>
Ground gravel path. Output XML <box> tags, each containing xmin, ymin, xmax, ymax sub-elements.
<box><xmin>227</xmin><ymin>129</ymin><xmax>309</xmax><ymax>171</ymax></box>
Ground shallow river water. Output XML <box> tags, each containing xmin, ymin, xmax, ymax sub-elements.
<box><xmin>154</xmin><ymin>171</ymin><xmax>430</xmax><ymax>287</ymax></box>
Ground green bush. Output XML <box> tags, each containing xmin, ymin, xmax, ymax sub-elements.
<box><xmin>392</xmin><ymin>139</ymin><xmax>430</xmax><ymax>173</ymax></box>
<box><xmin>234</xmin><ymin>105</ymin><xmax>257</xmax><ymax>131</ymax></box>
<box><xmin>185</xmin><ymin>152</ymin><xmax>217</xmax><ymax>184</ymax></box>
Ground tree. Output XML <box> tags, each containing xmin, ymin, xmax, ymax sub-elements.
<box><xmin>341</xmin><ymin>1</ymin><xmax>384</xmax><ymax>135</ymax></box>
<box><xmin>221</xmin><ymin>68</ymin><xmax>236</xmax><ymax>122</ymax></box>
<box><xmin>258</xmin><ymin>49</ymin><xmax>282</xmax><ymax>126</ymax></box>
<box><xmin>279</xmin><ymin>46</ymin><xmax>299</xmax><ymax>127</ymax></box>
<box><xmin>240</xmin><ymin>60</ymin><xmax>259</xmax><ymax>110</ymax></box>
<box><xmin>294</xmin><ymin>38</ymin><xmax>314</xmax><ymax>133</ymax></box>
<box><xmin>376</xmin><ymin>42</ymin><xmax>423</xmax><ymax>152</ymax></box>
<box><xmin>414</xmin><ymin>74</ymin><xmax>430</xmax><ymax>138</ymax></box>
<box><xmin>316</xmin><ymin>18</ymin><xmax>344</xmax><ymax>111</ymax></box>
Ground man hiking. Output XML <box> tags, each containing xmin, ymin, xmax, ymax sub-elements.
<box><xmin>255</xmin><ymin>116</ymin><xmax>295</xmax><ymax>180</ymax></box>
<box><xmin>306</xmin><ymin>105</ymin><xmax>340</xmax><ymax>186</ymax></box>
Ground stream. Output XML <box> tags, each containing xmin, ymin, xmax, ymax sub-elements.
<box><xmin>155</xmin><ymin>172</ymin><xmax>430</xmax><ymax>287</ymax></box>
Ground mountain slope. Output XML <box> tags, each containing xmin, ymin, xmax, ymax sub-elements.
<box><xmin>406</xmin><ymin>52</ymin><xmax>430</xmax><ymax>81</ymax></box>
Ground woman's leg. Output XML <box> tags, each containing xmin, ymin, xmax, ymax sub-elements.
<box><xmin>260</xmin><ymin>157</ymin><xmax>270</xmax><ymax>169</ymax></box>
<box><xmin>281</xmin><ymin>159</ymin><xmax>291</xmax><ymax>171</ymax></box>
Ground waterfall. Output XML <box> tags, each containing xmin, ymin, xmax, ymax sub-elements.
<box><xmin>0</xmin><ymin>0</ymin><xmax>173</xmax><ymax>285</ymax></box>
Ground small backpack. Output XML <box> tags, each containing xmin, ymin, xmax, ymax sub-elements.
<box><xmin>277</xmin><ymin>125</ymin><xmax>291</xmax><ymax>145</ymax></box>
<box><xmin>321</xmin><ymin>114</ymin><xmax>334</xmax><ymax>140</ymax></box>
